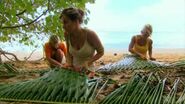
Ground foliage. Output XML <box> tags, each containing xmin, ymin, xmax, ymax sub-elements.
<box><xmin>0</xmin><ymin>0</ymin><xmax>95</xmax><ymax>47</ymax></box>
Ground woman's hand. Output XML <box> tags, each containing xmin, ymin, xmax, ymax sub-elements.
<box><xmin>149</xmin><ymin>57</ymin><xmax>156</xmax><ymax>61</ymax></box>
<box><xmin>73</xmin><ymin>64</ymin><xmax>89</xmax><ymax>74</ymax></box>
<box><xmin>139</xmin><ymin>54</ymin><xmax>147</xmax><ymax>60</ymax></box>
<box><xmin>73</xmin><ymin>66</ymin><xmax>82</xmax><ymax>72</ymax></box>
<box><xmin>62</xmin><ymin>63</ymin><xmax>72</xmax><ymax>68</ymax></box>
<box><xmin>87</xmin><ymin>61</ymin><xmax>93</xmax><ymax>66</ymax></box>
<box><xmin>88</xmin><ymin>71</ymin><xmax>95</xmax><ymax>79</ymax></box>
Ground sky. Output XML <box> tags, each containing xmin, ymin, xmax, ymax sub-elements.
<box><xmin>86</xmin><ymin>0</ymin><xmax>185</xmax><ymax>33</ymax></box>
<box><xmin>84</xmin><ymin>0</ymin><xmax>185</xmax><ymax>50</ymax></box>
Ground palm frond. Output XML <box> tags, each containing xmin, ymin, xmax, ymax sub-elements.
<box><xmin>176</xmin><ymin>86</ymin><xmax>185</xmax><ymax>103</ymax></box>
<box><xmin>0</xmin><ymin>63</ymin><xmax>49</xmax><ymax>78</ymax></box>
<box><xmin>97</xmin><ymin>55</ymin><xmax>171</xmax><ymax>73</ymax></box>
<box><xmin>171</xmin><ymin>60</ymin><xmax>185</xmax><ymax>69</ymax></box>
<box><xmin>163</xmin><ymin>78</ymin><xmax>179</xmax><ymax>104</ymax></box>
<box><xmin>0</xmin><ymin>68</ymin><xmax>101</xmax><ymax>103</ymax></box>
<box><xmin>100</xmin><ymin>73</ymin><xmax>185</xmax><ymax>104</ymax></box>
<box><xmin>0</xmin><ymin>63</ymin><xmax>19</xmax><ymax>78</ymax></box>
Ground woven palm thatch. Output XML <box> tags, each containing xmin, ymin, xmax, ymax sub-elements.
<box><xmin>0</xmin><ymin>68</ymin><xmax>101</xmax><ymax>103</ymax></box>
<box><xmin>98</xmin><ymin>55</ymin><xmax>172</xmax><ymax>73</ymax></box>
<box><xmin>100</xmin><ymin>73</ymin><xmax>185</xmax><ymax>104</ymax></box>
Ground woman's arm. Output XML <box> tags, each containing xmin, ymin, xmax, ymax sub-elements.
<box><xmin>64</xmin><ymin>33</ymin><xmax>73</xmax><ymax>66</ymax></box>
<box><xmin>128</xmin><ymin>36</ymin><xmax>136</xmax><ymax>53</ymax></box>
<box><xmin>148</xmin><ymin>39</ymin><xmax>156</xmax><ymax>60</ymax></box>
<box><xmin>46</xmin><ymin>57</ymin><xmax>63</xmax><ymax>67</ymax></box>
<box><xmin>87</xmin><ymin>30</ymin><xmax>104</xmax><ymax>66</ymax></box>
<box><xmin>61</xmin><ymin>42</ymin><xmax>67</xmax><ymax>57</ymax></box>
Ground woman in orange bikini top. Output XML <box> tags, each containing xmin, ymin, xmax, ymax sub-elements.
<box><xmin>44</xmin><ymin>35</ymin><xmax>67</xmax><ymax>68</ymax></box>
<box><xmin>128</xmin><ymin>24</ymin><xmax>156</xmax><ymax>60</ymax></box>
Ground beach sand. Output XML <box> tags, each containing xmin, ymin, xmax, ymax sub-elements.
<box><xmin>97</xmin><ymin>48</ymin><xmax>185</xmax><ymax>65</ymax></box>
<box><xmin>2</xmin><ymin>48</ymin><xmax>185</xmax><ymax>63</ymax></box>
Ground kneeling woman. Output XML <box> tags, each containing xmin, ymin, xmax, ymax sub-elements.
<box><xmin>60</xmin><ymin>7</ymin><xmax>104</xmax><ymax>77</ymax></box>
<box><xmin>128</xmin><ymin>24</ymin><xmax>156</xmax><ymax>60</ymax></box>
<box><xmin>44</xmin><ymin>35</ymin><xmax>67</xmax><ymax>68</ymax></box>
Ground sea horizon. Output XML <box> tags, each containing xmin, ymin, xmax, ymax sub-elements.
<box><xmin>1</xmin><ymin>31</ymin><xmax>185</xmax><ymax>53</ymax></box>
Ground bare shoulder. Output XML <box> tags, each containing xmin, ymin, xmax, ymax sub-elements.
<box><xmin>84</xmin><ymin>28</ymin><xmax>99</xmax><ymax>40</ymax></box>
<box><xmin>60</xmin><ymin>42</ymin><xmax>66</xmax><ymax>46</ymax></box>
<box><xmin>131</xmin><ymin>35</ymin><xmax>139</xmax><ymax>42</ymax></box>
<box><xmin>84</xmin><ymin>28</ymin><xmax>97</xmax><ymax>36</ymax></box>
<box><xmin>133</xmin><ymin>34</ymin><xmax>140</xmax><ymax>39</ymax></box>
<box><xmin>44</xmin><ymin>42</ymin><xmax>49</xmax><ymax>47</ymax></box>
<box><xmin>83</xmin><ymin>28</ymin><xmax>103</xmax><ymax>48</ymax></box>
<box><xmin>148</xmin><ymin>38</ymin><xmax>153</xmax><ymax>44</ymax></box>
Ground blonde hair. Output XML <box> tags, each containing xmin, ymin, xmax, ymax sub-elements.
<box><xmin>144</xmin><ymin>24</ymin><xmax>153</xmax><ymax>34</ymax></box>
<box><xmin>49</xmin><ymin>35</ymin><xmax>60</xmax><ymax>43</ymax></box>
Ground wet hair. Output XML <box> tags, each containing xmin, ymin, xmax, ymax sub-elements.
<box><xmin>49</xmin><ymin>35</ymin><xmax>60</xmax><ymax>43</ymax></box>
<box><xmin>60</xmin><ymin>7</ymin><xmax>84</xmax><ymax>24</ymax></box>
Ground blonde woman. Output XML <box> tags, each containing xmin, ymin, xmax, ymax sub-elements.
<box><xmin>129</xmin><ymin>24</ymin><xmax>156</xmax><ymax>60</ymax></box>
<box><xmin>44</xmin><ymin>35</ymin><xmax>67</xmax><ymax>68</ymax></box>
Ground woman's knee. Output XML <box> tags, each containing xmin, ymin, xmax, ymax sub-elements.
<box><xmin>56</xmin><ymin>49</ymin><xmax>64</xmax><ymax>56</ymax></box>
<box><xmin>55</xmin><ymin>49</ymin><xmax>63</xmax><ymax>62</ymax></box>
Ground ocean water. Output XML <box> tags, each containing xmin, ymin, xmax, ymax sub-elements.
<box><xmin>97</xmin><ymin>31</ymin><xmax>185</xmax><ymax>50</ymax></box>
<box><xmin>1</xmin><ymin>31</ymin><xmax>185</xmax><ymax>52</ymax></box>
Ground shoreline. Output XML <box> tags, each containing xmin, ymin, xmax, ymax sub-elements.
<box><xmin>104</xmin><ymin>48</ymin><xmax>185</xmax><ymax>53</ymax></box>
<box><xmin>1</xmin><ymin>48</ymin><xmax>185</xmax><ymax>61</ymax></box>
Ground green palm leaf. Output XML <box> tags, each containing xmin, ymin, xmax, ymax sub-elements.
<box><xmin>100</xmin><ymin>73</ymin><xmax>185</xmax><ymax>104</ymax></box>
<box><xmin>176</xmin><ymin>87</ymin><xmax>185</xmax><ymax>103</ymax></box>
<box><xmin>0</xmin><ymin>63</ymin><xmax>49</xmax><ymax>78</ymax></box>
<box><xmin>171</xmin><ymin>60</ymin><xmax>185</xmax><ymax>69</ymax></box>
<box><xmin>0</xmin><ymin>68</ymin><xmax>100</xmax><ymax>103</ymax></box>
<box><xmin>0</xmin><ymin>63</ymin><xmax>18</xmax><ymax>78</ymax></box>
<box><xmin>98</xmin><ymin>55</ymin><xmax>171</xmax><ymax>73</ymax></box>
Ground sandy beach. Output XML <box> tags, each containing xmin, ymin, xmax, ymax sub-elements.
<box><xmin>98</xmin><ymin>48</ymin><xmax>185</xmax><ymax>65</ymax></box>
<box><xmin>1</xmin><ymin>48</ymin><xmax>185</xmax><ymax>70</ymax></box>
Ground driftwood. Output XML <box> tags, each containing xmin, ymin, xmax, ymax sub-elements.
<box><xmin>0</xmin><ymin>48</ymin><xmax>44</xmax><ymax>62</ymax></box>
<box><xmin>24</xmin><ymin>49</ymin><xmax>37</xmax><ymax>61</ymax></box>
<box><xmin>0</xmin><ymin>48</ymin><xmax>20</xmax><ymax>62</ymax></box>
